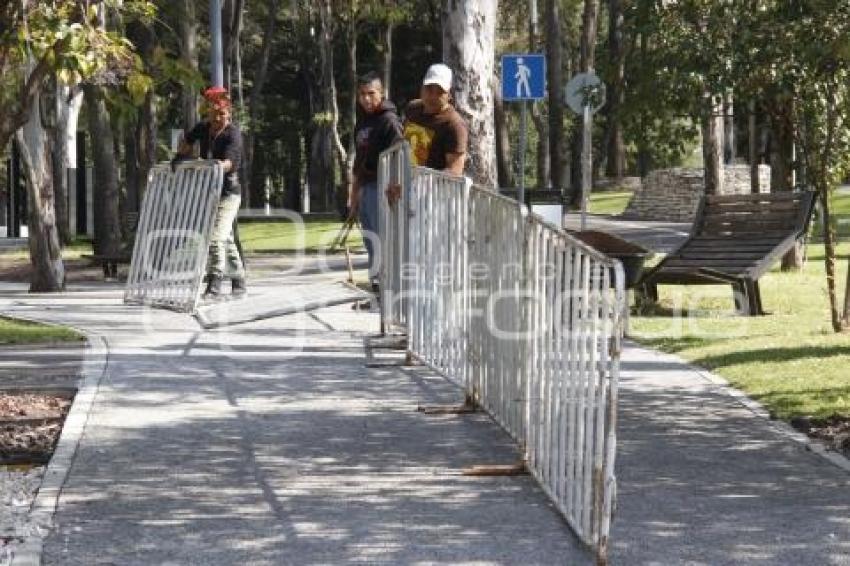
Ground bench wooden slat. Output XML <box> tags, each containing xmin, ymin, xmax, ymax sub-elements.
<box><xmin>705</xmin><ymin>200</ymin><xmax>801</xmax><ymax>214</ymax></box>
<box><xmin>704</xmin><ymin>192</ymin><xmax>803</xmax><ymax>205</ymax></box>
<box><xmin>678</xmin><ymin>251</ymin><xmax>767</xmax><ymax>260</ymax></box>
<box><xmin>682</xmin><ymin>243</ymin><xmax>778</xmax><ymax>252</ymax></box>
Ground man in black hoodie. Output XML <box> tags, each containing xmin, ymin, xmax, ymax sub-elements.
<box><xmin>350</xmin><ymin>72</ymin><xmax>403</xmax><ymax>295</ymax></box>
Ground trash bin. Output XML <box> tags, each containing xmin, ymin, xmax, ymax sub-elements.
<box><xmin>501</xmin><ymin>188</ymin><xmax>566</xmax><ymax>229</ymax></box>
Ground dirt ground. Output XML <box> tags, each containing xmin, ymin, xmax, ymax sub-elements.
<box><xmin>0</xmin><ymin>393</ymin><xmax>72</xmax><ymax>465</ymax></box>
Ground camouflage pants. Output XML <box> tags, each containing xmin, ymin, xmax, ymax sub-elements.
<box><xmin>207</xmin><ymin>194</ymin><xmax>245</xmax><ymax>278</ymax></box>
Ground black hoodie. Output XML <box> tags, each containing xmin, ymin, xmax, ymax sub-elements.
<box><xmin>353</xmin><ymin>100</ymin><xmax>403</xmax><ymax>184</ymax></box>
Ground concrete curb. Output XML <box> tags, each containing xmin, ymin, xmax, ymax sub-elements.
<box><xmin>625</xmin><ymin>340</ymin><xmax>850</xmax><ymax>474</ymax></box>
<box><xmin>11</xmin><ymin>331</ymin><xmax>109</xmax><ymax>566</ymax></box>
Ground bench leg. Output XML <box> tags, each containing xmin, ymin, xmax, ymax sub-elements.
<box><xmin>746</xmin><ymin>279</ymin><xmax>764</xmax><ymax>315</ymax></box>
<box><xmin>635</xmin><ymin>282</ymin><xmax>658</xmax><ymax>304</ymax></box>
<box><xmin>732</xmin><ymin>282</ymin><xmax>748</xmax><ymax>315</ymax></box>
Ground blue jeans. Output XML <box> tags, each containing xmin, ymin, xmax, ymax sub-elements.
<box><xmin>358</xmin><ymin>181</ymin><xmax>379</xmax><ymax>281</ymax></box>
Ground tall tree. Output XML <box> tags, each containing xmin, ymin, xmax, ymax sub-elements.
<box><xmin>2</xmin><ymin>1</ymin><xmax>152</xmax><ymax>291</ymax></box>
<box><xmin>246</xmin><ymin>0</ymin><xmax>281</xmax><ymax>209</ymax></box>
<box><xmin>442</xmin><ymin>0</ymin><xmax>498</xmax><ymax>187</ymax></box>
<box><xmin>179</xmin><ymin>0</ymin><xmax>199</xmax><ymax>130</ymax></box>
<box><xmin>52</xmin><ymin>82</ymin><xmax>84</xmax><ymax>244</ymax></box>
<box><xmin>545</xmin><ymin>0</ymin><xmax>565</xmax><ymax>191</ymax></box>
<box><xmin>17</xmin><ymin>73</ymin><xmax>64</xmax><ymax>291</ymax></box>
<box><xmin>569</xmin><ymin>0</ymin><xmax>599</xmax><ymax>204</ymax></box>
<box><xmin>605</xmin><ymin>0</ymin><xmax>625</xmax><ymax>180</ymax></box>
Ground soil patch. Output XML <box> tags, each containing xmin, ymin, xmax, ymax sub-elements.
<box><xmin>790</xmin><ymin>415</ymin><xmax>850</xmax><ymax>460</ymax></box>
<box><xmin>0</xmin><ymin>256</ymin><xmax>119</xmax><ymax>284</ymax></box>
<box><xmin>0</xmin><ymin>392</ymin><xmax>73</xmax><ymax>465</ymax></box>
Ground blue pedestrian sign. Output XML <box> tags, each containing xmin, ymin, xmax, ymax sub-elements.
<box><xmin>501</xmin><ymin>54</ymin><xmax>546</xmax><ymax>101</ymax></box>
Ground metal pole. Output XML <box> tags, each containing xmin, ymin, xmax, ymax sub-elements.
<box><xmin>519</xmin><ymin>101</ymin><xmax>528</xmax><ymax>207</ymax></box>
<box><xmin>210</xmin><ymin>0</ymin><xmax>224</xmax><ymax>88</ymax></box>
<box><xmin>580</xmin><ymin>103</ymin><xmax>591</xmax><ymax>231</ymax></box>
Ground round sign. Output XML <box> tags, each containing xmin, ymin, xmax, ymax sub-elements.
<box><xmin>564</xmin><ymin>72</ymin><xmax>606</xmax><ymax>115</ymax></box>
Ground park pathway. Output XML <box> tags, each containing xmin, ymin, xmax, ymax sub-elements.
<box><xmin>0</xmin><ymin>263</ymin><xmax>847</xmax><ymax>564</ymax></box>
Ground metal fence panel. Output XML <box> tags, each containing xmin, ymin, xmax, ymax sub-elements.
<box><xmin>124</xmin><ymin>161</ymin><xmax>223</xmax><ymax>313</ymax></box>
<box><xmin>377</xmin><ymin>143</ymin><xmax>413</xmax><ymax>334</ymax></box>
<box><xmin>383</xmin><ymin>162</ymin><xmax>625</xmax><ymax>563</ymax></box>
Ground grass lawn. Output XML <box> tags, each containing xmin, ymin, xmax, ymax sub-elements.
<box><xmin>0</xmin><ymin>316</ymin><xmax>85</xmax><ymax>345</ymax></box>
<box><xmin>239</xmin><ymin>218</ymin><xmax>361</xmax><ymax>253</ymax></box>
<box><xmin>588</xmin><ymin>191</ymin><xmax>633</xmax><ymax>216</ymax></box>
<box><xmin>812</xmin><ymin>190</ymin><xmax>850</xmax><ymax>239</ymax></box>
<box><xmin>0</xmin><ymin>237</ymin><xmax>94</xmax><ymax>260</ymax></box>
<box><xmin>630</xmin><ymin>242</ymin><xmax>850</xmax><ymax>421</ymax></box>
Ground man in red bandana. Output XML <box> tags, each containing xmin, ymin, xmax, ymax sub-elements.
<box><xmin>173</xmin><ymin>87</ymin><xmax>246</xmax><ymax>299</ymax></box>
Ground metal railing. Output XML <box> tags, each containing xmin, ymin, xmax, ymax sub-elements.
<box><xmin>124</xmin><ymin>161</ymin><xmax>223</xmax><ymax>313</ymax></box>
<box><xmin>377</xmin><ymin>142</ymin><xmax>414</xmax><ymax>334</ymax></box>
<box><xmin>378</xmin><ymin>144</ymin><xmax>625</xmax><ymax>563</ymax></box>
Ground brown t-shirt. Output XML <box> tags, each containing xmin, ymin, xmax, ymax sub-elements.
<box><xmin>403</xmin><ymin>100</ymin><xmax>468</xmax><ymax>171</ymax></box>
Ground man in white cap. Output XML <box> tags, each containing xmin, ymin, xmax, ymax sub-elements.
<box><xmin>402</xmin><ymin>63</ymin><xmax>468</xmax><ymax>176</ymax></box>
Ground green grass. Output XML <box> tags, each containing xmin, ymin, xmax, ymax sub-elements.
<box><xmin>0</xmin><ymin>316</ymin><xmax>85</xmax><ymax>345</ymax></box>
<box><xmin>812</xmin><ymin>190</ymin><xmax>850</xmax><ymax>239</ymax></box>
<box><xmin>0</xmin><ymin>237</ymin><xmax>93</xmax><ymax>260</ymax></box>
<box><xmin>0</xmin><ymin>221</ymin><xmax>361</xmax><ymax>259</ymax></box>
<box><xmin>239</xmin><ymin>218</ymin><xmax>362</xmax><ymax>253</ymax></box>
<box><xmin>630</xmin><ymin>242</ymin><xmax>850</xmax><ymax>420</ymax></box>
<box><xmin>588</xmin><ymin>191</ymin><xmax>633</xmax><ymax>216</ymax></box>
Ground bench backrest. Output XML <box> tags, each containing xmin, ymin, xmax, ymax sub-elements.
<box><xmin>693</xmin><ymin>192</ymin><xmax>815</xmax><ymax>239</ymax></box>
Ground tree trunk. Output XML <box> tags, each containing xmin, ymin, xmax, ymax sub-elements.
<box><xmin>532</xmin><ymin>106</ymin><xmax>550</xmax><ymax>189</ymax></box>
<box><xmin>769</xmin><ymin>102</ymin><xmax>803</xmax><ymax>271</ymax></box>
<box><xmin>702</xmin><ymin>94</ymin><xmax>724</xmax><ymax>196</ymax></box>
<box><xmin>126</xmin><ymin>20</ymin><xmax>157</xmax><ymax>218</ymax></box>
<box><xmin>84</xmin><ymin>85</ymin><xmax>122</xmax><ymax>257</ymax></box>
<box><xmin>318</xmin><ymin>0</ymin><xmax>348</xmax><ymax>212</ymax></box>
<box><xmin>569</xmin><ymin>0</ymin><xmax>600</xmax><ymax>205</ymax></box>
<box><xmin>18</xmin><ymin>91</ymin><xmax>65</xmax><ymax>292</ymax></box>
<box><xmin>441</xmin><ymin>0</ymin><xmax>497</xmax><ymax>187</ymax></box>
<box><xmin>382</xmin><ymin>20</ymin><xmax>393</xmax><ymax>99</ymax></box>
<box><xmin>820</xmin><ymin>185</ymin><xmax>842</xmax><ymax>332</ymax></box>
<box><xmin>246</xmin><ymin>0</ymin><xmax>280</xmax><ymax>209</ymax></box>
<box><xmin>346</xmin><ymin>6</ymin><xmax>358</xmax><ymax>182</ymax></box>
<box><xmin>723</xmin><ymin>90</ymin><xmax>735</xmax><ymax>164</ymax></box>
<box><xmin>546</xmin><ymin>0</ymin><xmax>565</xmax><ymax>192</ymax></box>
<box><xmin>179</xmin><ymin>0</ymin><xmax>199</xmax><ymax>130</ymax></box>
<box><xmin>749</xmin><ymin>100</ymin><xmax>759</xmax><ymax>193</ymax></box>
<box><xmin>605</xmin><ymin>0</ymin><xmax>625</xmax><ymax>180</ymax></box>
<box><xmin>53</xmin><ymin>83</ymin><xmax>84</xmax><ymax>245</ymax></box>
<box><xmin>493</xmin><ymin>77</ymin><xmax>514</xmax><ymax>189</ymax></box>
<box><xmin>222</xmin><ymin>0</ymin><xmax>234</xmax><ymax>89</ymax></box>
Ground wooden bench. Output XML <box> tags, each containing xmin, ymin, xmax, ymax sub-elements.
<box><xmin>637</xmin><ymin>191</ymin><xmax>816</xmax><ymax>315</ymax></box>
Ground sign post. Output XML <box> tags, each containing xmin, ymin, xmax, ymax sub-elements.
<box><xmin>501</xmin><ymin>54</ymin><xmax>546</xmax><ymax>207</ymax></box>
<box><xmin>564</xmin><ymin>72</ymin><xmax>606</xmax><ymax>231</ymax></box>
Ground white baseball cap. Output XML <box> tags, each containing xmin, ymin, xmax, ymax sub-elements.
<box><xmin>422</xmin><ymin>63</ymin><xmax>452</xmax><ymax>92</ymax></box>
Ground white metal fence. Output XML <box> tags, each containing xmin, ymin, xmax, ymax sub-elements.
<box><xmin>377</xmin><ymin>142</ymin><xmax>413</xmax><ymax>334</ymax></box>
<box><xmin>378</xmin><ymin>143</ymin><xmax>626</xmax><ymax>563</ymax></box>
<box><xmin>124</xmin><ymin>161</ymin><xmax>223</xmax><ymax>313</ymax></box>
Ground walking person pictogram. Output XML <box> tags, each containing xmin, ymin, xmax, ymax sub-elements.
<box><xmin>515</xmin><ymin>57</ymin><xmax>532</xmax><ymax>98</ymax></box>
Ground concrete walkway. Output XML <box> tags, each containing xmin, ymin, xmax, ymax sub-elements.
<box><xmin>1</xmin><ymin>269</ymin><xmax>848</xmax><ymax>564</ymax></box>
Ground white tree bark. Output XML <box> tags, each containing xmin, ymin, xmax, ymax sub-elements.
<box><xmin>442</xmin><ymin>0</ymin><xmax>497</xmax><ymax>188</ymax></box>
<box><xmin>53</xmin><ymin>83</ymin><xmax>84</xmax><ymax>243</ymax></box>
<box><xmin>18</xmin><ymin>88</ymin><xmax>65</xmax><ymax>292</ymax></box>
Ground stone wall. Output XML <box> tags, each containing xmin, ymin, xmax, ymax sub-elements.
<box><xmin>622</xmin><ymin>165</ymin><xmax>771</xmax><ymax>222</ymax></box>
